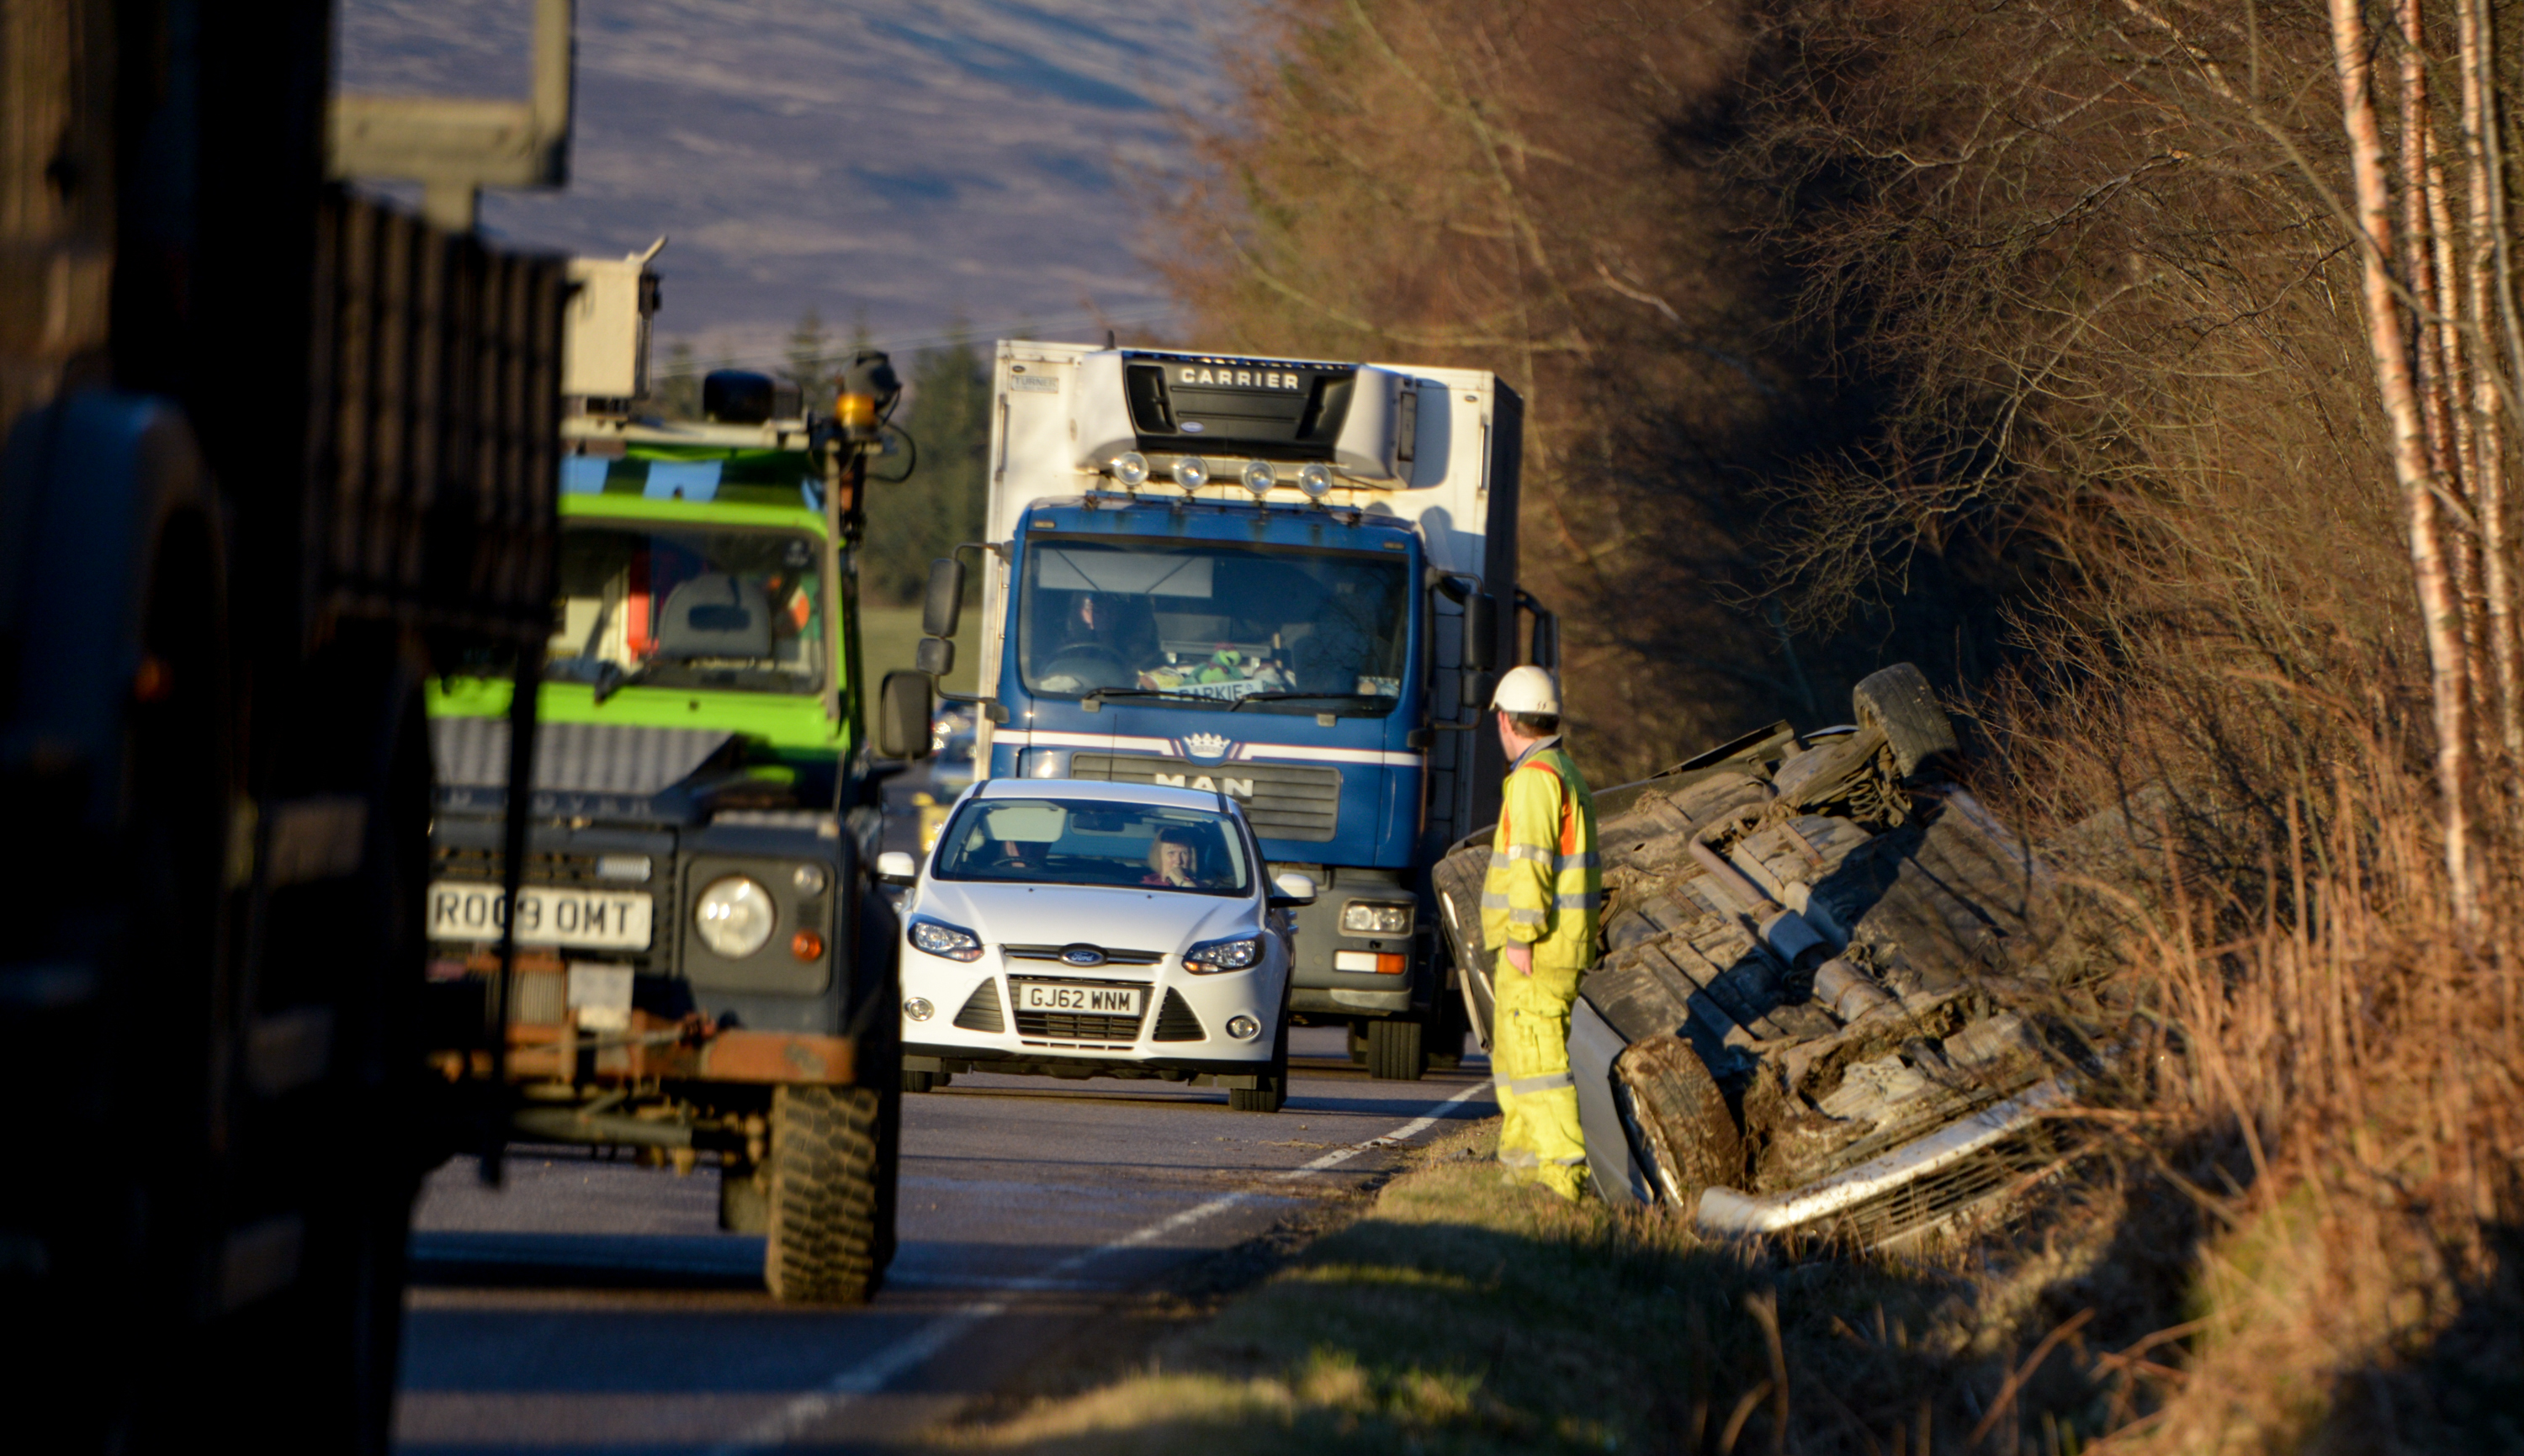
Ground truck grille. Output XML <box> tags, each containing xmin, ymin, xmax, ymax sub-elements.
<box><xmin>1068</xmin><ymin>754</ymin><xmax>1342</xmax><ymax>842</ymax></box>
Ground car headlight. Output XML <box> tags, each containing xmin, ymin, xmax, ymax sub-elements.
<box><xmin>1340</xmin><ymin>900</ymin><xmax>1414</xmax><ymax>936</ymax></box>
<box><xmin>1184</xmin><ymin>934</ymin><xmax>1263</xmax><ymax>973</ymax></box>
<box><xmin>909</xmin><ymin>915</ymin><xmax>984</xmax><ymax>962</ymax></box>
<box><xmin>694</xmin><ymin>875</ymin><xmax>777</xmax><ymax>958</ymax></box>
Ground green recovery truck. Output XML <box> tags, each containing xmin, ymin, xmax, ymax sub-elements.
<box><xmin>422</xmin><ymin>297</ymin><xmax>933</xmax><ymax>1301</ymax></box>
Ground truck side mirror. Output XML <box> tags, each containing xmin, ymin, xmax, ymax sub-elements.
<box><xmin>1462</xmin><ymin>594</ymin><xmax>1498</xmax><ymax>672</ymax></box>
<box><xmin>878</xmin><ymin>670</ymin><xmax>934</xmax><ymax>759</ymax></box>
<box><xmin>915</xmin><ymin>635</ymin><xmax>954</xmax><ymax>677</ymax></box>
<box><xmin>923</xmin><ymin>558</ymin><xmax>965</xmax><ymax>638</ymax></box>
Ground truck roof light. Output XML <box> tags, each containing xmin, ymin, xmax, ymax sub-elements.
<box><xmin>1296</xmin><ymin>462</ymin><xmax>1334</xmax><ymax>499</ymax></box>
<box><xmin>1239</xmin><ymin>460</ymin><xmax>1276</xmax><ymax>497</ymax></box>
<box><xmin>1111</xmin><ymin>451</ymin><xmax>1149</xmax><ymax>487</ymax></box>
<box><xmin>1171</xmin><ymin>456</ymin><xmax>1209</xmax><ymax>493</ymax></box>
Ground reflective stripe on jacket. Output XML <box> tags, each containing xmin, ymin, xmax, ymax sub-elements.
<box><xmin>1479</xmin><ymin>740</ymin><xmax>1602</xmax><ymax>971</ymax></box>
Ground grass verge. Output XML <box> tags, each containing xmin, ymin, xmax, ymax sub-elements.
<box><xmin>930</xmin><ymin>1119</ymin><xmax>2138</xmax><ymax>1456</ymax></box>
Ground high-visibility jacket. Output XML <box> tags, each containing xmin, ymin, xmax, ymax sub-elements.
<box><xmin>1479</xmin><ymin>739</ymin><xmax>1602</xmax><ymax>972</ymax></box>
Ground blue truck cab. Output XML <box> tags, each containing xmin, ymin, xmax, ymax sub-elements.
<box><xmin>910</xmin><ymin>342</ymin><xmax>1552</xmax><ymax>1077</ymax></box>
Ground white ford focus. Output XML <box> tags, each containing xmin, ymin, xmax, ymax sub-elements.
<box><xmin>878</xmin><ymin>778</ymin><xmax>1315</xmax><ymax>1112</ymax></box>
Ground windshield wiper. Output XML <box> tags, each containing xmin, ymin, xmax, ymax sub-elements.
<box><xmin>1081</xmin><ymin>687</ymin><xmax>1231</xmax><ymax>710</ymax></box>
<box><xmin>1229</xmin><ymin>691</ymin><xmax>1387</xmax><ymax>712</ymax></box>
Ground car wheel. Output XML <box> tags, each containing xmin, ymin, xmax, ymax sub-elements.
<box><xmin>902</xmin><ymin>1070</ymin><xmax>951</xmax><ymax>1093</ymax></box>
<box><xmin>1366</xmin><ymin>1017</ymin><xmax>1426</xmax><ymax>1081</ymax></box>
<box><xmin>764</xmin><ymin>1085</ymin><xmax>885</xmax><ymax>1302</ymax></box>
<box><xmin>1229</xmin><ymin>1014</ymin><xmax>1290</xmax><ymax>1113</ymax></box>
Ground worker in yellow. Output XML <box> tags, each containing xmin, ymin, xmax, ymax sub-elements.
<box><xmin>1479</xmin><ymin>665</ymin><xmax>1602</xmax><ymax>1199</ymax></box>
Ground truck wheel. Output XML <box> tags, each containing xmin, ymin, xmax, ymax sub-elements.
<box><xmin>1230</xmin><ymin>1015</ymin><xmax>1290</xmax><ymax>1113</ymax></box>
<box><xmin>764</xmin><ymin>1085</ymin><xmax>885</xmax><ymax>1303</ymax></box>
<box><xmin>1367</xmin><ymin>1018</ymin><xmax>1427</xmax><ymax>1081</ymax></box>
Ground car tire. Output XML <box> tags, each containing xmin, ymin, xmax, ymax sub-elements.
<box><xmin>764</xmin><ymin>1084</ymin><xmax>885</xmax><ymax>1303</ymax></box>
<box><xmin>1853</xmin><ymin>662</ymin><xmax>1959</xmax><ymax>777</ymax></box>
<box><xmin>902</xmin><ymin>1070</ymin><xmax>950</xmax><ymax>1093</ymax></box>
<box><xmin>1366</xmin><ymin>1017</ymin><xmax>1426</xmax><ymax>1081</ymax></box>
<box><xmin>1230</xmin><ymin>1014</ymin><xmax>1290</xmax><ymax>1113</ymax></box>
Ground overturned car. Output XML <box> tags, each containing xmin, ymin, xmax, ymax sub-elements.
<box><xmin>1435</xmin><ymin>664</ymin><xmax>2095</xmax><ymax>1247</ymax></box>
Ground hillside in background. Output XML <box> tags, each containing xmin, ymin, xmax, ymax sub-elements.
<box><xmin>337</xmin><ymin>0</ymin><xmax>1237</xmax><ymax>357</ymax></box>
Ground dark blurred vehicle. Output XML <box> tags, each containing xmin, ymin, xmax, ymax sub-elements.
<box><xmin>929</xmin><ymin>704</ymin><xmax>979</xmax><ymax>797</ymax></box>
<box><xmin>2</xmin><ymin>3</ymin><xmax>570</xmax><ymax>1451</ymax></box>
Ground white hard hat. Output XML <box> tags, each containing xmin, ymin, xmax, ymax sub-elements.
<box><xmin>1492</xmin><ymin>664</ymin><xmax>1561</xmax><ymax>716</ymax></box>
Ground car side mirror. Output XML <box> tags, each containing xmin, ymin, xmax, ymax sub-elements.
<box><xmin>923</xmin><ymin>557</ymin><xmax>965</xmax><ymax>638</ymax></box>
<box><xmin>1268</xmin><ymin>871</ymin><xmax>1317</xmax><ymax>908</ymax></box>
<box><xmin>874</xmin><ymin>850</ymin><xmax>918</xmax><ymax>885</ymax></box>
<box><xmin>878</xmin><ymin>670</ymin><xmax>934</xmax><ymax>759</ymax></box>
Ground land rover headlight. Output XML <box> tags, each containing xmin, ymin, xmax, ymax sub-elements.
<box><xmin>1340</xmin><ymin>901</ymin><xmax>1414</xmax><ymax>936</ymax></box>
<box><xmin>694</xmin><ymin>875</ymin><xmax>777</xmax><ymax>958</ymax></box>
<box><xmin>1184</xmin><ymin>934</ymin><xmax>1263</xmax><ymax>972</ymax></box>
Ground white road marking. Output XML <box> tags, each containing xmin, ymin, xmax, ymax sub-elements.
<box><xmin>704</xmin><ymin>1080</ymin><xmax>1491</xmax><ymax>1453</ymax></box>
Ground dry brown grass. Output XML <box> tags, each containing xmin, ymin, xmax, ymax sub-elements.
<box><xmin>1133</xmin><ymin>0</ymin><xmax>2524</xmax><ymax>1444</ymax></box>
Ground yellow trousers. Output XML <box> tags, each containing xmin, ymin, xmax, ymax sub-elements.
<box><xmin>1492</xmin><ymin>958</ymin><xmax>1587</xmax><ymax>1199</ymax></box>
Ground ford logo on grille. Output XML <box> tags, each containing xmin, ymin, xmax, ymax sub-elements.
<box><xmin>1059</xmin><ymin>945</ymin><xmax>1106</xmax><ymax>966</ymax></box>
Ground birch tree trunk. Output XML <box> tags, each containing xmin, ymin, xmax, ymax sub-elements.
<box><xmin>2334</xmin><ymin>0</ymin><xmax>2484</xmax><ymax>935</ymax></box>
<box><xmin>2459</xmin><ymin>0</ymin><xmax>2523</xmax><ymax>765</ymax></box>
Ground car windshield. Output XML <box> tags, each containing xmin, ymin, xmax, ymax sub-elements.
<box><xmin>932</xmin><ymin>797</ymin><xmax>1253</xmax><ymax>896</ymax></box>
<box><xmin>1017</xmin><ymin>539</ymin><xmax>1408</xmax><ymax>714</ymax></box>
<box><xmin>544</xmin><ymin>524</ymin><xmax>825</xmax><ymax>695</ymax></box>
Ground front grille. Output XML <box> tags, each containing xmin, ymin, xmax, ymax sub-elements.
<box><xmin>1015</xmin><ymin>1010</ymin><xmax>1144</xmax><ymax>1044</ymax></box>
<box><xmin>432</xmin><ymin>846</ymin><xmax>628</xmax><ymax>887</ymax></box>
<box><xmin>1816</xmin><ymin>1125</ymin><xmax>2086</xmax><ymax>1250</ymax></box>
<box><xmin>1150</xmin><ymin>988</ymin><xmax>1204</xmax><ymax>1042</ymax></box>
<box><xmin>1005</xmin><ymin>944</ymin><xmax>1165</xmax><ymax>966</ymax></box>
<box><xmin>1068</xmin><ymin>754</ymin><xmax>1341</xmax><ymax>841</ymax></box>
<box><xmin>952</xmin><ymin>981</ymin><xmax>1005</xmax><ymax>1034</ymax></box>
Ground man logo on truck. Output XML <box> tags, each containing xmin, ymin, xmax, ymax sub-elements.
<box><xmin>1153</xmin><ymin>772</ymin><xmax>1254</xmax><ymax>798</ymax></box>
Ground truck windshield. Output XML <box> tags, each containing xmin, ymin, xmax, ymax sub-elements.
<box><xmin>932</xmin><ymin>797</ymin><xmax>1253</xmax><ymax>895</ymax></box>
<box><xmin>544</xmin><ymin>523</ymin><xmax>825</xmax><ymax>696</ymax></box>
<box><xmin>1018</xmin><ymin>539</ymin><xmax>1408</xmax><ymax>713</ymax></box>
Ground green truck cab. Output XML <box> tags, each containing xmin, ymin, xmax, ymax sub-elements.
<box><xmin>423</xmin><ymin>394</ymin><xmax>920</xmax><ymax>1303</ymax></box>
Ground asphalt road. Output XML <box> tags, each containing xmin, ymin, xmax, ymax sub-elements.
<box><xmin>396</xmin><ymin>1031</ymin><xmax>1492</xmax><ymax>1453</ymax></box>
